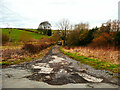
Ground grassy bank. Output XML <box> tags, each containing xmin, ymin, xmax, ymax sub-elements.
<box><xmin>60</xmin><ymin>47</ymin><xmax>120</xmax><ymax>74</ymax></box>
<box><xmin>1</xmin><ymin>45</ymin><xmax>53</xmax><ymax>66</ymax></box>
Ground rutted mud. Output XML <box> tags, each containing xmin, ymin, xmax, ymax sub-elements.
<box><xmin>25</xmin><ymin>48</ymin><xmax>105</xmax><ymax>85</ymax></box>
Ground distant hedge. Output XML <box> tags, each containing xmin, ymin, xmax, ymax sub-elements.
<box><xmin>22</xmin><ymin>43</ymin><xmax>54</xmax><ymax>54</ymax></box>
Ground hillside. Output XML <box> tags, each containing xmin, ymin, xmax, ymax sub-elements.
<box><xmin>1</xmin><ymin>28</ymin><xmax>49</xmax><ymax>42</ymax></box>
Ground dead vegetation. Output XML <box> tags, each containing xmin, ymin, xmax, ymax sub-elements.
<box><xmin>64</xmin><ymin>46</ymin><xmax>119</xmax><ymax>64</ymax></box>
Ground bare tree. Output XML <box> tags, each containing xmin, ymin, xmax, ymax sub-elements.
<box><xmin>74</xmin><ymin>22</ymin><xmax>89</xmax><ymax>31</ymax></box>
<box><xmin>57</xmin><ymin>19</ymin><xmax>70</xmax><ymax>45</ymax></box>
<box><xmin>58</xmin><ymin>19</ymin><xmax>70</xmax><ymax>30</ymax></box>
<box><xmin>100</xmin><ymin>19</ymin><xmax>119</xmax><ymax>32</ymax></box>
<box><xmin>111</xmin><ymin>20</ymin><xmax>119</xmax><ymax>32</ymax></box>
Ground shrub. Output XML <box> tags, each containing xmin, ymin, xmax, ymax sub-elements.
<box><xmin>40</xmin><ymin>36</ymin><xmax>57</xmax><ymax>45</ymax></box>
<box><xmin>49</xmin><ymin>36</ymin><xmax>59</xmax><ymax>43</ymax></box>
<box><xmin>47</xmin><ymin>30</ymin><xmax>52</xmax><ymax>36</ymax></box>
<box><xmin>2</xmin><ymin>33</ymin><xmax>9</xmax><ymax>44</ymax></box>
<box><xmin>41</xmin><ymin>43</ymin><xmax>48</xmax><ymax>48</ymax></box>
<box><xmin>114</xmin><ymin>31</ymin><xmax>120</xmax><ymax>46</ymax></box>
<box><xmin>22</xmin><ymin>43</ymin><xmax>53</xmax><ymax>54</ymax></box>
<box><xmin>89</xmin><ymin>33</ymin><xmax>112</xmax><ymax>48</ymax></box>
<box><xmin>79</xmin><ymin>30</ymin><xmax>94</xmax><ymax>45</ymax></box>
<box><xmin>66</xmin><ymin>30</ymin><xmax>80</xmax><ymax>46</ymax></box>
<box><xmin>50</xmin><ymin>31</ymin><xmax>60</xmax><ymax>42</ymax></box>
<box><xmin>22</xmin><ymin>44</ymin><xmax>35</xmax><ymax>53</ymax></box>
<box><xmin>40</xmin><ymin>37</ymin><xmax>50</xmax><ymax>42</ymax></box>
<box><xmin>66</xmin><ymin>30</ymin><xmax>94</xmax><ymax>46</ymax></box>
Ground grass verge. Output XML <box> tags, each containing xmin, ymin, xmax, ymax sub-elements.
<box><xmin>60</xmin><ymin>46</ymin><xmax>120</xmax><ymax>74</ymax></box>
<box><xmin>1</xmin><ymin>45</ymin><xmax>54</xmax><ymax>66</ymax></box>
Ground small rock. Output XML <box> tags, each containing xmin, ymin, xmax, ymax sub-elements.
<box><xmin>69</xmin><ymin>69</ymin><xmax>73</xmax><ymax>72</ymax></box>
<box><xmin>78</xmin><ymin>72</ymin><xmax>103</xmax><ymax>82</ymax></box>
<box><xmin>49</xmin><ymin>56</ymin><xmax>65</xmax><ymax>64</ymax></box>
<box><xmin>10</xmin><ymin>65</ymin><xmax>16</xmax><ymax>67</ymax></box>
<box><xmin>32</xmin><ymin>65</ymin><xmax>43</xmax><ymax>69</ymax></box>
<box><xmin>36</xmin><ymin>63</ymin><xmax>49</xmax><ymax>68</ymax></box>
<box><xmin>45</xmin><ymin>76</ymin><xmax>51</xmax><ymax>79</ymax></box>
<box><xmin>38</xmin><ymin>68</ymin><xmax>53</xmax><ymax>74</ymax></box>
<box><xmin>55</xmin><ymin>69</ymin><xmax>70</xmax><ymax>78</ymax></box>
<box><xmin>79</xmin><ymin>69</ymin><xmax>86</xmax><ymax>72</ymax></box>
<box><xmin>5</xmin><ymin>74</ymin><xmax>13</xmax><ymax>78</ymax></box>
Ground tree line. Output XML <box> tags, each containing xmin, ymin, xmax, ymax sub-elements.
<box><xmin>52</xmin><ymin>19</ymin><xmax>120</xmax><ymax>47</ymax></box>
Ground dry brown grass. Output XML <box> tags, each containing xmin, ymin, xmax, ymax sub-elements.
<box><xmin>1</xmin><ymin>46</ymin><xmax>52</xmax><ymax>65</ymax></box>
<box><xmin>64</xmin><ymin>46</ymin><xmax>119</xmax><ymax>64</ymax></box>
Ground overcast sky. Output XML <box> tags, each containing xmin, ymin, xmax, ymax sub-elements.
<box><xmin>0</xmin><ymin>0</ymin><xmax>119</xmax><ymax>29</ymax></box>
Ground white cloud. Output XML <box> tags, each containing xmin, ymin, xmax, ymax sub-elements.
<box><xmin>0</xmin><ymin>0</ymin><xmax>119</xmax><ymax>29</ymax></box>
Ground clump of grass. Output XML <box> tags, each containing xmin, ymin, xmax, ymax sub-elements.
<box><xmin>60</xmin><ymin>47</ymin><xmax>120</xmax><ymax>73</ymax></box>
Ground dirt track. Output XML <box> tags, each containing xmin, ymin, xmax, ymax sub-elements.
<box><xmin>1</xmin><ymin>45</ymin><xmax>119</xmax><ymax>88</ymax></box>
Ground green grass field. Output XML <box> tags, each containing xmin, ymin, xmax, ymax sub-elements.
<box><xmin>1</xmin><ymin>28</ymin><xmax>49</xmax><ymax>42</ymax></box>
<box><xmin>25</xmin><ymin>28</ymin><xmax>37</xmax><ymax>32</ymax></box>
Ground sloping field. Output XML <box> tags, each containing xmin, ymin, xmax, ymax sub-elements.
<box><xmin>1</xmin><ymin>28</ymin><xmax>49</xmax><ymax>42</ymax></box>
